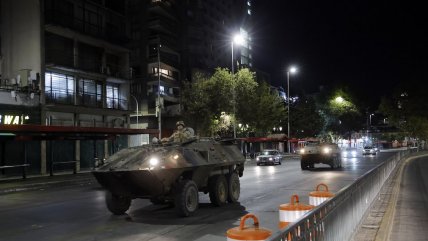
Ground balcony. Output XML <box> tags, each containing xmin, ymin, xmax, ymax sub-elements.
<box><xmin>147</xmin><ymin>73</ymin><xmax>179</xmax><ymax>88</ymax></box>
<box><xmin>148</xmin><ymin>35</ymin><xmax>178</xmax><ymax>50</ymax></box>
<box><xmin>44</xmin><ymin>10</ymin><xmax>129</xmax><ymax>45</ymax></box>
<box><xmin>148</xmin><ymin>18</ymin><xmax>177</xmax><ymax>36</ymax></box>
<box><xmin>45</xmin><ymin>49</ymin><xmax>131</xmax><ymax>80</ymax></box>
<box><xmin>149</xmin><ymin>1</ymin><xmax>177</xmax><ymax>20</ymax></box>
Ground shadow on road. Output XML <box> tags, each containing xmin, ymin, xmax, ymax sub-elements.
<box><xmin>114</xmin><ymin>201</ymin><xmax>248</xmax><ymax>226</ymax></box>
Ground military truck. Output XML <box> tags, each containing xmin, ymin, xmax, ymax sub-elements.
<box><xmin>92</xmin><ymin>137</ymin><xmax>245</xmax><ymax>217</ymax></box>
<box><xmin>299</xmin><ymin>141</ymin><xmax>341</xmax><ymax>170</ymax></box>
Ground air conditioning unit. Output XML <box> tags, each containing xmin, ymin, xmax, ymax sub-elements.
<box><xmin>19</xmin><ymin>69</ymin><xmax>31</xmax><ymax>87</ymax></box>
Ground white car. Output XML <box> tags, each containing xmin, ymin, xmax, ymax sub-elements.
<box><xmin>256</xmin><ymin>149</ymin><xmax>284</xmax><ymax>166</ymax></box>
<box><xmin>362</xmin><ymin>146</ymin><xmax>378</xmax><ymax>155</ymax></box>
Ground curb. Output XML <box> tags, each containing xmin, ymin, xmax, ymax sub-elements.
<box><xmin>0</xmin><ymin>173</ymin><xmax>97</xmax><ymax>195</ymax></box>
<box><xmin>374</xmin><ymin>153</ymin><xmax>428</xmax><ymax>241</ymax></box>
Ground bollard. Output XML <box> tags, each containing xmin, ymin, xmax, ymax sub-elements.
<box><xmin>309</xmin><ymin>183</ymin><xmax>334</xmax><ymax>206</ymax></box>
<box><xmin>279</xmin><ymin>194</ymin><xmax>314</xmax><ymax>229</ymax></box>
<box><xmin>227</xmin><ymin>213</ymin><xmax>272</xmax><ymax>241</ymax></box>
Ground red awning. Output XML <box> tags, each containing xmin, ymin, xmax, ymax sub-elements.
<box><xmin>0</xmin><ymin>124</ymin><xmax>158</xmax><ymax>141</ymax></box>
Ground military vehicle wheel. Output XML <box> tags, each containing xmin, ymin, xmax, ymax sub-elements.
<box><xmin>227</xmin><ymin>172</ymin><xmax>240</xmax><ymax>203</ymax></box>
<box><xmin>301</xmin><ymin>161</ymin><xmax>308</xmax><ymax>170</ymax></box>
<box><xmin>175</xmin><ymin>180</ymin><xmax>199</xmax><ymax>217</ymax></box>
<box><xmin>105</xmin><ymin>192</ymin><xmax>131</xmax><ymax>215</ymax></box>
<box><xmin>209</xmin><ymin>175</ymin><xmax>228</xmax><ymax>206</ymax></box>
<box><xmin>330</xmin><ymin>157</ymin><xmax>339</xmax><ymax>169</ymax></box>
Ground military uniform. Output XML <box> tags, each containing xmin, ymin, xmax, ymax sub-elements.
<box><xmin>170</xmin><ymin>129</ymin><xmax>192</xmax><ymax>142</ymax></box>
<box><xmin>162</xmin><ymin>121</ymin><xmax>193</xmax><ymax>143</ymax></box>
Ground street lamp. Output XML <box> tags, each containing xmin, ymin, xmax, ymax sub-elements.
<box><xmin>335</xmin><ymin>96</ymin><xmax>344</xmax><ymax>103</ymax></box>
<box><xmin>287</xmin><ymin>66</ymin><xmax>297</xmax><ymax>153</ymax></box>
<box><xmin>231</xmin><ymin>33</ymin><xmax>244</xmax><ymax>139</ymax></box>
<box><xmin>369</xmin><ymin>113</ymin><xmax>374</xmax><ymax>126</ymax></box>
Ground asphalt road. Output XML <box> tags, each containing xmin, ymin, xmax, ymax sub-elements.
<box><xmin>0</xmin><ymin>151</ymin><xmax>397</xmax><ymax>241</ymax></box>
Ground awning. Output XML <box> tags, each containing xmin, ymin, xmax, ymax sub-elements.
<box><xmin>0</xmin><ymin>124</ymin><xmax>159</xmax><ymax>141</ymax></box>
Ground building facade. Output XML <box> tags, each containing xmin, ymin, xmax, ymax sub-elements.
<box><xmin>0</xmin><ymin>0</ymin><xmax>254</xmax><ymax>177</ymax></box>
<box><xmin>0</xmin><ymin>0</ymin><xmax>134</xmax><ymax>175</ymax></box>
<box><xmin>127</xmin><ymin>0</ymin><xmax>253</xmax><ymax>136</ymax></box>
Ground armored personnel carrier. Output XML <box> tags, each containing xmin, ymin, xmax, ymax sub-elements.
<box><xmin>92</xmin><ymin>137</ymin><xmax>245</xmax><ymax>217</ymax></box>
<box><xmin>299</xmin><ymin>141</ymin><xmax>341</xmax><ymax>170</ymax></box>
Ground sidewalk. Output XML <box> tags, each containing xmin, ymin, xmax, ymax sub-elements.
<box><xmin>0</xmin><ymin>171</ymin><xmax>97</xmax><ymax>195</ymax></box>
<box><xmin>352</xmin><ymin>150</ymin><xmax>428</xmax><ymax>241</ymax></box>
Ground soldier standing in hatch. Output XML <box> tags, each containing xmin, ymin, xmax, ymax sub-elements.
<box><xmin>162</xmin><ymin>121</ymin><xmax>193</xmax><ymax>143</ymax></box>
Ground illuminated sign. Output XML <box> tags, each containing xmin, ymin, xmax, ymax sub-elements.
<box><xmin>0</xmin><ymin>115</ymin><xmax>30</xmax><ymax>125</ymax></box>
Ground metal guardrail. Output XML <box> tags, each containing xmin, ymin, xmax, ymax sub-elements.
<box><xmin>266</xmin><ymin>150</ymin><xmax>411</xmax><ymax>241</ymax></box>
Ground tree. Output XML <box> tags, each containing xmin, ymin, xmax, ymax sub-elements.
<box><xmin>379</xmin><ymin>83</ymin><xmax>428</xmax><ymax>141</ymax></box>
<box><xmin>291</xmin><ymin>96</ymin><xmax>323</xmax><ymax>138</ymax></box>
<box><xmin>244</xmin><ymin>82</ymin><xmax>287</xmax><ymax>135</ymax></box>
<box><xmin>316</xmin><ymin>88</ymin><xmax>362</xmax><ymax>139</ymax></box>
<box><xmin>181</xmin><ymin>68</ymin><xmax>286</xmax><ymax>137</ymax></box>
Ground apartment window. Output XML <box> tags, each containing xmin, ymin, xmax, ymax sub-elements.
<box><xmin>45</xmin><ymin>32</ymin><xmax>74</xmax><ymax>68</ymax></box>
<box><xmin>79</xmin><ymin>79</ymin><xmax>102</xmax><ymax>108</ymax></box>
<box><xmin>45</xmin><ymin>72</ymin><xmax>75</xmax><ymax>104</ymax></box>
<box><xmin>106</xmin><ymin>84</ymin><xmax>119</xmax><ymax>109</ymax></box>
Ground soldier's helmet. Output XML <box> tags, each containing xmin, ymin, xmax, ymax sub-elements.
<box><xmin>176</xmin><ymin>121</ymin><xmax>185</xmax><ymax>127</ymax></box>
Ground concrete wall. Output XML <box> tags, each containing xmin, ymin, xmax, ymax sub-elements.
<box><xmin>0</xmin><ymin>0</ymin><xmax>42</xmax><ymax>81</ymax></box>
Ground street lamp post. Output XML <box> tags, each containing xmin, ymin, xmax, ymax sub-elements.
<box><xmin>231</xmin><ymin>34</ymin><xmax>244</xmax><ymax>139</ymax></box>
<box><xmin>130</xmin><ymin>94</ymin><xmax>138</xmax><ymax>128</ymax></box>
<box><xmin>130</xmin><ymin>94</ymin><xmax>140</xmax><ymax>145</ymax></box>
<box><xmin>286</xmin><ymin>66</ymin><xmax>297</xmax><ymax>153</ymax></box>
<box><xmin>369</xmin><ymin>113</ymin><xmax>374</xmax><ymax>126</ymax></box>
<box><xmin>157</xmin><ymin>44</ymin><xmax>162</xmax><ymax>139</ymax></box>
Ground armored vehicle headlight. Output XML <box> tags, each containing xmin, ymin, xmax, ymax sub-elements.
<box><xmin>149</xmin><ymin>157</ymin><xmax>159</xmax><ymax>166</ymax></box>
<box><xmin>269</xmin><ymin>157</ymin><xmax>273</xmax><ymax>161</ymax></box>
<box><xmin>256</xmin><ymin>157</ymin><xmax>260</xmax><ymax>161</ymax></box>
<box><xmin>323</xmin><ymin>147</ymin><xmax>331</xmax><ymax>154</ymax></box>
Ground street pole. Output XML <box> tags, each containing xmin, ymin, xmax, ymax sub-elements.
<box><xmin>157</xmin><ymin>44</ymin><xmax>162</xmax><ymax>140</ymax></box>
<box><xmin>287</xmin><ymin>71</ymin><xmax>291</xmax><ymax>153</ymax></box>
<box><xmin>231</xmin><ymin>41</ymin><xmax>236</xmax><ymax>139</ymax></box>
<box><xmin>130</xmin><ymin>94</ymin><xmax>138</xmax><ymax>128</ymax></box>
<box><xmin>130</xmin><ymin>94</ymin><xmax>140</xmax><ymax>145</ymax></box>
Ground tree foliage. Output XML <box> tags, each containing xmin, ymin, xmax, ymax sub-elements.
<box><xmin>181</xmin><ymin>68</ymin><xmax>286</xmax><ymax>137</ymax></box>
<box><xmin>379</xmin><ymin>83</ymin><xmax>428</xmax><ymax>140</ymax></box>
<box><xmin>316</xmin><ymin>88</ymin><xmax>362</xmax><ymax>137</ymax></box>
<box><xmin>291</xmin><ymin>96</ymin><xmax>323</xmax><ymax>138</ymax></box>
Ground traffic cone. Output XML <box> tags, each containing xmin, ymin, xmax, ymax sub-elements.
<box><xmin>279</xmin><ymin>194</ymin><xmax>314</xmax><ymax>229</ymax></box>
<box><xmin>227</xmin><ymin>214</ymin><xmax>272</xmax><ymax>241</ymax></box>
<box><xmin>309</xmin><ymin>183</ymin><xmax>334</xmax><ymax>206</ymax></box>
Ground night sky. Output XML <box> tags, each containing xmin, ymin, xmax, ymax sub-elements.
<box><xmin>252</xmin><ymin>0</ymin><xmax>428</xmax><ymax>109</ymax></box>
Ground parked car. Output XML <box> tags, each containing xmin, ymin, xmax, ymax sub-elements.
<box><xmin>256</xmin><ymin>149</ymin><xmax>284</xmax><ymax>165</ymax></box>
<box><xmin>362</xmin><ymin>146</ymin><xmax>378</xmax><ymax>155</ymax></box>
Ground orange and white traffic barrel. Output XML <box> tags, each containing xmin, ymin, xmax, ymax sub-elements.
<box><xmin>227</xmin><ymin>214</ymin><xmax>272</xmax><ymax>241</ymax></box>
<box><xmin>309</xmin><ymin>183</ymin><xmax>334</xmax><ymax>206</ymax></box>
<box><xmin>279</xmin><ymin>194</ymin><xmax>314</xmax><ymax>229</ymax></box>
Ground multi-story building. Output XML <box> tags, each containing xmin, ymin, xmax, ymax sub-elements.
<box><xmin>128</xmin><ymin>0</ymin><xmax>253</xmax><ymax>137</ymax></box>
<box><xmin>0</xmin><ymin>0</ymin><xmax>135</xmax><ymax>175</ymax></box>
<box><xmin>128</xmin><ymin>0</ymin><xmax>181</xmax><ymax>137</ymax></box>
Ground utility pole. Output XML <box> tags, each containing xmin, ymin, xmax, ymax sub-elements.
<box><xmin>157</xmin><ymin>44</ymin><xmax>162</xmax><ymax>139</ymax></box>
